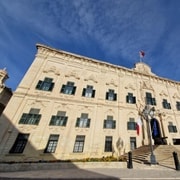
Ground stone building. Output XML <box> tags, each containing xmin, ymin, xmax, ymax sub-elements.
<box><xmin>0</xmin><ymin>68</ymin><xmax>12</xmax><ymax>116</ymax></box>
<box><xmin>0</xmin><ymin>44</ymin><xmax>180</xmax><ymax>162</ymax></box>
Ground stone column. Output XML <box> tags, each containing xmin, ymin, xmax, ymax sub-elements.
<box><xmin>158</xmin><ymin>113</ymin><xmax>166</xmax><ymax>138</ymax></box>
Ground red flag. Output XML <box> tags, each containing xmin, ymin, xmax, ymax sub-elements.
<box><xmin>139</xmin><ymin>51</ymin><xmax>145</xmax><ymax>58</ymax></box>
<box><xmin>136</xmin><ymin>117</ymin><xmax>142</xmax><ymax>135</ymax></box>
<box><xmin>136</xmin><ymin>123</ymin><xmax>140</xmax><ymax>135</ymax></box>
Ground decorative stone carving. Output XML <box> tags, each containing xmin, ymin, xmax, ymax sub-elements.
<box><xmin>133</xmin><ymin>62</ymin><xmax>156</xmax><ymax>76</ymax></box>
<box><xmin>106</xmin><ymin>79</ymin><xmax>118</xmax><ymax>87</ymax></box>
<box><xmin>43</xmin><ymin>66</ymin><xmax>60</xmax><ymax>75</ymax></box>
<box><xmin>139</xmin><ymin>81</ymin><xmax>155</xmax><ymax>103</ymax></box>
<box><xmin>125</xmin><ymin>83</ymin><xmax>136</xmax><ymax>90</ymax></box>
<box><xmin>65</xmin><ymin>71</ymin><xmax>80</xmax><ymax>80</ymax></box>
<box><xmin>84</xmin><ymin>74</ymin><xmax>98</xmax><ymax>83</ymax></box>
<box><xmin>159</xmin><ymin>90</ymin><xmax>168</xmax><ymax>97</ymax></box>
<box><xmin>173</xmin><ymin>93</ymin><xmax>180</xmax><ymax>99</ymax></box>
<box><xmin>28</xmin><ymin>99</ymin><xmax>47</xmax><ymax>107</ymax></box>
<box><xmin>105</xmin><ymin>108</ymin><xmax>115</xmax><ymax>115</ymax></box>
<box><xmin>140</xmin><ymin>81</ymin><xmax>154</xmax><ymax>91</ymax></box>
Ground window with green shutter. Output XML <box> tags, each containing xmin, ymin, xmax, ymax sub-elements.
<box><xmin>127</xmin><ymin>118</ymin><xmax>136</xmax><ymax>130</ymax></box>
<box><xmin>36</xmin><ymin>77</ymin><xmax>54</xmax><ymax>91</ymax></box>
<box><xmin>19</xmin><ymin>108</ymin><xmax>41</xmax><ymax>125</ymax></box>
<box><xmin>103</xmin><ymin>116</ymin><xmax>116</xmax><ymax>129</ymax></box>
<box><xmin>75</xmin><ymin>113</ymin><xmax>91</xmax><ymax>128</ymax></box>
<box><xmin>60</xmin><ymin>81</ymin><xmax>76</xmax><ymax>95</ymax></box>
<box><xmin>106</xmin><ymin>89</ymin><xmax>117</xmax><ymax>101</ymax></box>
<box><xmin>49</xmin><ymin>111</ymin><xmax>68</xmax><ymax>126</ymax></box>
<box><xmin>126</xmin><ymin>93</ymin><xmax>136</xmax><ymax>104</ymax></box>
<box><xmin>82</xmin><ymin>85</ymin><xmax>95</xmax><ymax>98</ymax></box>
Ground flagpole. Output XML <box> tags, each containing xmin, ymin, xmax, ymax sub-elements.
<box><xmin>140</xmin><ymin>57</ymin><xmax>142</xmax><ymax>62</ymax></box>
<box><xmin>139</xmin><ymin>51</ymin><xmax>145</xmax><ymax>62</ymax></box>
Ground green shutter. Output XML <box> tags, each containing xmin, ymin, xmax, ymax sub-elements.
<box><xmin>126</xmin><ymin>96</ymin><xmax>129</xmax><ymax>103</ymax></box>
<box><xmin>49</xmin><ymin>83</ymin><xmax>54</xmax><ymax>91</ymax></box>
<box><xmin>49</xmin><ymin>115</ymin><xmax>56</xmax><ymax>125</ymax></box>
<box><xmin>72</xmin><ymin>86</ymin><xmax>76</xmax><ymax>95</ymax></box>
<box><xmin>92</xmin><ymin>90</ymin><xmax>95</xmax><ymax>98</ymax></box>
<box><xmin>152</xmin><ymin>98</ymin><xmax>156</xmax><ymax>105</ymax></box>
<box><xmin>173</xmin><ymin>126</ymin><xmax>177</xmax><ymax>133</ymax></box>
<box><xmin>63</xmin><ymin>117</ymin><xmax>68</xmax><ymax>126</ymax></box>
<box><xmin>103</xmin><ymin>120</ymin><xmax>106</xmax><ymax>128</ymax></box>
<box><xmin>76</xmin><ymin>118</ymin><xmax>80</xmax><ymax>127</ymax></box>
<box><xmin>82</xmin><ymin>88</ymin><xmax>86</xmax><ymax>96</ymax></box>
<box><xmin>19</xmin><ymin>113</ymin><xmax>28</xmax><ymax>124</ymax></box>
<box><xmin>87</xmin><ymin>119</ymin><xmax>91</xmax><ymax>127</ymax></box>
<box><xmin>168</xmin><ymin>125</ymin><xmax>173</xmax><ymax>132</ymax></box>
<box><xmin>106</xmin><ymin>92</ymin><xmax>109</xmax><ymax>100</ymax></box>
<box><xmin>36</xmin><ymin>80</ymin><xmax>43</xmax><ymax>90</ymax></box>
<box><xmin>133</xmin><ymin>97</ymin><xmax>136</xmax><ymax>103</ymax></box>
<box><xmin>113</xmin><ymin>121</ymin><xmax>116</xmax><ymax>129</ymax></box>
<box><xmin>60</xmin><ymin>85</ymin><xmax>66</xmax><ymax>93</ymax></box>
<box><xmin>114</xmin><ymin>94</ymin><xmax>117</xmax><ymax>101</ymax></box>
<box><xmin>35</xmin><ymin>114</ymin><xmax>41</xmax><ymax>125</ymax></box>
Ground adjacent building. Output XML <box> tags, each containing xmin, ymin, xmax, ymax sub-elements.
<box><xmin>0</xmin><ymin>68</ymin><xmax>12</xmax><ymax>116</ymax></box>
<box><xmin>0</xmin><ymin>44</ymin><xmax>180</xmax><ymax>162</ymax></box>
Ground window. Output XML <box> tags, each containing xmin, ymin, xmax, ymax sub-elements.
<box><xmin>9</xmin><ymin>133</ymin><xmax>29</xmax><ymax>153</ymax></box>
<box><xmin>82</xmin><ymin>85</ymin><xmax>95</xmax><ymax>98</ymax></box>
<box><xmin>73</xmin><ymin>135</ymin><xmax>85</xmax><ymax>153</ymax></box>
<box><xmin>145</xmin><ymin>92</ymin><xmax>156</xmax><ymax>105</ymax></box>
<box><xmin>44</xmin><ymin>134</ymin><xmax>59</xmax><ymax>153</ymax></box>
<box><xmin>76</xmin><ymin>113</ymin><xmax>90</xmax><ymax>128</ymax></box>
<box><xmin>168</xmin><ymin>122</ymin><xmax>177</xmax><ymax>133</ymax></box>
<box><xmin>36</xmin><ymin>77</ymin><xmax>54</xmax><ymax>91</ymax></box>
<box><xmin>49</xmin><ymin>111</ymin><xmax>68</xmax><ymax>126</ymax></box>
<box><xmin>127</xmin><ymin>118</ymin><xmax>136</xmax><ymax>130</ymax></box>
<box><xmin>176</xmin><ymin>102</ymin><xmax>180</xmax><ymax>111</ymax></box>
<box><xmin>106</xmin><ymin>89</ymin><xmax>117</xmax><ymax>101</ymax></box>
<box><xmin>104</xmin><ymin>136</ymin><xmax>112</xmax><ymax>152</ymax></box>
<box><xmin>126</xmin><ymin>93</ymin><xmax>136</xmax><ymax>104</ymax></box>
<box><xmin>103</xmin><ymin>116</ymin><xmax>116</xmax><ymax>129</ymax></box>
<box><xmin>19</xmin><ymin>108</ymin><xmax>41</xmax><ymax>125</ymax></box>
<box><xmin>60</xmin><ymin>81</ymin><xmax>76</xmax><ymax>95</ymax></box>
<box><xmin>130</xmin><ymin>137</ymin><xmax>136</xmax><ymax>150</ymax></box>
<box><xmin>162</xmin><ymin>99</ymin><xmax>171</xmax><ymax>109</ymax></box>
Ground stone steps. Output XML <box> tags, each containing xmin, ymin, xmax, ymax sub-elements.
<box><xmin>126</xmin><ymin>145</ymin><xmax>180</xmax><ymax>168</ymax></box>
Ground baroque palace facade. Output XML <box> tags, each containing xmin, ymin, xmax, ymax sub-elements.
<box><xmin>0</xmin><ymin>44</ymin><xmax>180</xmax><ymax>162</ymax></box>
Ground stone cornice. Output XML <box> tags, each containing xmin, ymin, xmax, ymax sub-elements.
<box><xmin>36</xmin><ymin>44</ymin><xmax>180</xmax><ymax>86</ymax></box>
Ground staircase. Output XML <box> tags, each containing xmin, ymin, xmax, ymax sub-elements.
<box><xmin>125</xmin><ymin>145</ymin><xmax>153</xmax><ymax>164</ymax></box>
<box><xmin>154</xmin><ymin>145</ymin><xmax>180</xmax><ymax>168</ymax></box>
<box><xmin>126</xmin><ymin>145</ymin><xmax>180</xmax><ymax>169</ymax></box>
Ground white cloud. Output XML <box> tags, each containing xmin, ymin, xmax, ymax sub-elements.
<box><xmin>0</xmin><ymin>0</ymin><xmax>180</xmax><ymax>89</ymax></box>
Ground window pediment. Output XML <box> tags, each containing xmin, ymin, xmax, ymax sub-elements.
<box><xmin>159</xmin><ymin>90</ymin><xmax>168</xmax><ymax>97</ymax></box>
<box><xmin>106</xmin><ymin>79</ymin><xmax>118</xmax><ymax>87</ymax></box>
<box><xmin>43</xmin><ymin>66</ymin><xmax>60</xmax><ymax>76</ymax></box>
<box><xmin>125</xmin><ymin>83</ymin><xmax>136</xmax><ymax>90</ymax></box>
<box><xmin>65</xmin><ymin>71</ymin><xmax>80</xmax><ymax>80</ymax></box>
<box><xmin>84</xmin><ymin>75</ymin><xmax>98</xmax><ymax>83</ymax></box>
<box><xmin>140</xmin><ymin>81</ymin><xmax>154</xmax><ymax>91</ymax></box>
<box><xmin>173</xmin><ymin>93</ymin><xmax>180</xmax><ymax>99</ymax></box>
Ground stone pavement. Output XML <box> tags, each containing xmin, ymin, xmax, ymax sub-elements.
<box><xmin>0</xmin><ymin>162</ymin><xmax>180</xmax><ymax>180</ymax></box>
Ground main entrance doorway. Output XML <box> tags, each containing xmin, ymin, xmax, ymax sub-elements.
<box><xmin>150</xmin><ymin>118</ymin><xmax>164</xmax><ymax>145</ymax></box>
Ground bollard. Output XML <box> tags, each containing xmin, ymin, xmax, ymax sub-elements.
<box><xmin>173</xmin><ymin>151</ymin><xmax>180</xmax><ymax>171</ymax></box>
<box><xmin>127</xmin><ymin>151</ymin><xmax>133</xmax><ymax>169</ymax></box>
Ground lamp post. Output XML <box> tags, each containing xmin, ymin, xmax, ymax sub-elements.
<box><xmin>142</xmin><ymin>105</ymin><xmax>157</xmax><ymax>165</ymax></box>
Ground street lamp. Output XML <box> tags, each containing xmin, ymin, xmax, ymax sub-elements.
<box><xmin>142</xmin><ymin>105</ymin><xmax>157</xmax><ymax>165</ymax></box>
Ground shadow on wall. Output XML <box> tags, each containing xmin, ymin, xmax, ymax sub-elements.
<box><xmin>0</xmin><ymin>113</ymin><xmax>120</xmax><ymax>179</ymax></box>
<box><xmin>0</xmin><ymin>113</ymin><xmax>57</xmax><ymax>163</ymax></box>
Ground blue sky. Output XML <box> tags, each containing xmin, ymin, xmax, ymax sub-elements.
<box><xmin>0</xmin><ymin>0</ymin><xmax>180</xmax><ymax>90</ymax></box>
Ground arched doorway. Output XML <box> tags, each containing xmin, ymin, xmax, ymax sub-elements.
<box><xmin>150</xmin><ymin>118</ymin><xmax>162</xmax><ymax>145</ymax></box>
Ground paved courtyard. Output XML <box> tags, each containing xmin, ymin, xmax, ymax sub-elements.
<box><xmin>0</xmin><ymin>163</ymin><xmax>180</xmax><ymax>179</ymax></box>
